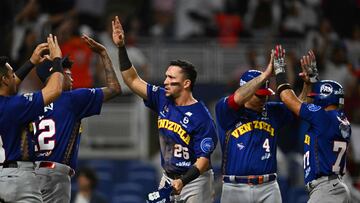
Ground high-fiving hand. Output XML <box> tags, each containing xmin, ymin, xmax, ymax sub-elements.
<box><xmin>82</xmin><ymin>34</ymin><xmax>107</xmax><ymax>54</ymax></box>
<box><xmin>112</xmin><ymin>16</ymin><xmax>125</xmax><ymax>47</ymax></box>
<box><xmin>273</xmin><ymin>45</ymin><xmax>286</xmax><ymax>75</ymax></box>
<box><xmin>300</xmin><ymin>50</ymin><xmax>319</xmax><ymax>83</ymax></box>
<box><xmin>47</xmin><ymin>34</ymin><xmax>62</xmax><ymax>60</ymax></box>
<box><xmin>30</xmin><ymin>43</ymin><xmax>49</xmax><ymax>65</ymax></box>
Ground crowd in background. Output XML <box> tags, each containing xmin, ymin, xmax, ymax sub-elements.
<box><xmin>1</xmin><ymin>0</ymin><xmax>360</xmax><ymax>201</ymax></box>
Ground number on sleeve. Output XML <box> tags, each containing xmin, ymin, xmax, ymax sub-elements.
<box><xmin>0</xmin><ymin>136</ymin><xmax>5</xmax><ymax>163</ymax></box>
<box><xmin>332</xmin><ymin>141</ymin><xmax>347</xmax><ymax>173</ymax></box>
<box><xmin>36</xmin><ymin>119</ymin><xmax>56</xmax><ymax>151</ymax></box>
<box><xmin>173</xmin><ymin>144</ymin><xmax>189</xmax><ymax>160</ymax></box>
<box><xmin>304</xmin><ymin>151</ymin><xmax>310</xmax><ymax>169</ymax></box>
<box><xmin>263</xmin><ymin>138</ymin><xmax>270</xmax><ymax>152</ymax></box>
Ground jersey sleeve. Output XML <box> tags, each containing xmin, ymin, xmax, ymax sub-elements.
<box><xmin>193</xmin><ymin>117</ymin><xmax>218</xmax><ymax>159</ymax></box>
<box><xmin>143</xmin><ymin>84</ymin><xmax>165</xmax><ymax>112</ymax></box>
<box><xmin>299</xmin><ymin>103</ymin><xmax>327</xmax><ymax>126</ymax></box>
<box><xmin>269</xmin><ymin>102</ymin><xmax>295</xmax><ymax>126</ymax></box>
<box><xmin>9</xmin><ymin>91</ymin><xmax>45</xmax><ymax>124</ymax></box>
<box><xmin>215</xmin><ymin>96</ymin><xmax>240</xmax><ymax>130</ymax></box>
<box><xmin>70</xmin><ymin>88</ymin><xmax>104</xmax><ymax>119</ymax></box>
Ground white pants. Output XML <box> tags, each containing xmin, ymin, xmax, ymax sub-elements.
<box><xmin>160</xmin><ymin>169</ymin><xmax>214</xmax><ymax>203</ymax></box>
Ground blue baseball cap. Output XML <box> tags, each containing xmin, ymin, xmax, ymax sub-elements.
<box><xmin>36</xmin><ymin>56</ymin><xmax>73</xmax><ymax>83</ymax></box>
<box><xmin>239</xmin><ymin>70</ymin><xmax>274</xmax><ymax>96</ymax></box>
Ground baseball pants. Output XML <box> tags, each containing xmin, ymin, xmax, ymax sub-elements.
<box><xmin>35</xmin><ymin>161</ymin><xmax>74</xmax><ymax>203</ymax></box>
<box><xmin>306</xmin><ymin>176</ymin><xmax>350</xmax><ymax>203</ymax></box>
<box><xmin>0</xmin><ymin>161</ymin><xmax>42</xmax><ymax>202</ymax></box>
<box><xmin>221</xmin><ymin>180</ymin><xmax>282</xmax><ymax>203</ymax></box>
<box><xmin>160</xmin><ymin>169</ymin><xmax>214</xmax><ymax>203</ymax></box>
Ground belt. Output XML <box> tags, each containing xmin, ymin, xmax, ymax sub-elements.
<box><xmin>223</xmin><ymin>173</ymin><xmax>277</xmax><ymax>185</ymax></box>
<box><xmin>0</xmin><ymin>161</ymin><xmax>35</xmax><ymax>168</ymax></box>
<box><xmin>305</xmin><ymin>174</ymin><xmax>340</xmax><ymax>192</ymax></box>
<box><xmin>37</xmin><ymin>161</ymin><xmax>75</xmax><ymax>177</ymax></box>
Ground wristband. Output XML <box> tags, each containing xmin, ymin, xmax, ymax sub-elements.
<box><xmin>50</xmin><ymin>57</ymin><xmax>63</xmax><ymax>74</ymax></box>
<box><xmin>276</xmin><ymin>72</ymin><xmax>292</xmax><ymax>94</ymax></box>
<box><xmin>180</xmin><ymin>165</ymin><xmax>200</xmax><ymax>186</ymax></box>
<box><xmin>15</xmin><ymin>60</ymin><xmax>34</xmax><ymax>80</ymax></box>
<box><xmin>118</xmin><ymin>46</ymin><xmax>132</xmax><ymax>71</ymax></box>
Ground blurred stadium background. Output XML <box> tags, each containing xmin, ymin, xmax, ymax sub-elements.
<box><xmin>1</xmin><ymin>0</ymin><xmax>360</xmax><ymax>202</ymax></box>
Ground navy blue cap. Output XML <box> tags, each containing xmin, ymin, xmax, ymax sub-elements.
<box><xmin>36</xmin><ymin>56</ymin><xmax>73</xmax><ymax>83</ymax></box>
<box><xmin>239</xmin><ymin>70</ymin><xmax>274</xmax><ymax>96</ymax></box>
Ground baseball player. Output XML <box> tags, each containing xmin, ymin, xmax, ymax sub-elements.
<box><xmin>28</xmin><ymin>35</ymin><xmax>121</xmax><ymax>203</ymax></box>
<box><xmin>215</xmin><ymin>50</ymin><xmax>301</xmax><ymax>203</ymax></box>
<box><xmin>0</xmin><ymin>34</ymin><xmax>64</xmax><ymax>202</ymax></box>
<box><xmin>112</xmin><ymin>16</ymin><xmax>217</xmax><ymax>202</ymax></box>
<box><xmin>273</xmin><ymin>45</ymin><xmax>351</xmax><ymax>203</ymax></box>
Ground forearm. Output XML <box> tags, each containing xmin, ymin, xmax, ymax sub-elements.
<box><xmin>15</xmin><ymin>60</ymin><xmax>35</xmax><ymax>85</ymax></box>
<box><xmin>280</xmin><ymin>89</ymin><xmax>302</xmax><ymax>116</ymax></box>
<box><xmin>298</xmin><ymin>82</ymin><xmax>312</xmax><ymax>102</ymax></box>
<box><xmin>100</xmin><ymin>51</ymin><xmax>121</xmax><ymax>101</ymax></box>
<box><xmin>234</xmin><ymin>73</ymin><xmax>268</xmax><ymax>105</ymax></box>
<box><xmin>180</xmin><ymin>157</ymin><xmax>209</xmax><ymax>186</ymax></box>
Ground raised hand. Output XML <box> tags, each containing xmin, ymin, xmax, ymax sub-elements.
<box><xmin>273</xmin><ymin>45</ymin><xmax>286</xmax><ymax>75</ymax></box>
<box><xmin>47</xmin><ymin>34</ymin><xmax>62</xmax><ymax>60</ymax></box>
<box><xmin>300</xmin><ymin>50</ymin><xmax>319</xmax><ymax>83</ymax></box>
<box><xmin>30</xmin><ymin>43</ymin><xmax>49</xmax><ymax>65</ymax></box>
<box><xmin>264</xmin><ymin>49</ymin><xmax>275</xmax><ymax>78</ymax></box>
<box><xmin>81</xmin><ymin>34</ymin><xmax>106</xmax><ymax>55</ymax></box>
<box><xmin>112</xmin><ymin>16</ymin><xmax>125</xmax><ymax>47</ymax></box>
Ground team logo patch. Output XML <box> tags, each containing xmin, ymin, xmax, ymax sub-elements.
<box><xmin>307</xmin><ymin>104</ymin><xmax>321</xmax><ymax>112</ymax></box>
<box><xmin>320</xmin><ymin>83</ymin><xmax>333</xmax><ymax>96</ymax></box>
<box><xmin>152</xmin><ymin>85</ymin><xmax>159</xmax><ymax>92</ymax></box>
<box><xmin>200</xmin><ymin>138</ymin><xmax>214</xmax><ymax>153</ymax></box>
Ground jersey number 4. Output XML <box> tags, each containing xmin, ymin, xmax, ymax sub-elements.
<box><xmin>33</xmin><ymin>119</ymin><xmax>56</xmax><ymax>151</ymax></box>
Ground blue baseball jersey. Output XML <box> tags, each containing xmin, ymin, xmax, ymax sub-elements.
<box><xmin>299</xmin><ymin>103</ymin><xmax>351</xmax><ymax>184</ymax></box>
<box><xmin>29</xmin><ymin>88</ymin><xmax>103</xmax><ymax>169</ymax></box>
<box><xmin>215</xmin><ymin>96</ymin><xmax>294</xmax><ymax>176</ymax></box>
<box><xmin>144</xmin><ymin>84</ymin><xmax>217</xmax><ymax>174</ymax></box>
<box><xmin>0</xmin><ymin>92</ymin><xmax>45</xmax><ymax>163</ymax></box>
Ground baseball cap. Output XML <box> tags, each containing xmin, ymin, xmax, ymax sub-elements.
<box><xmin>36</xmin><ymin>56</ymin><xmax>73</xmax><ymax>83</ymax></box>
<box><xmin>239</xmin><ymin>70</ymin><xmax>274</xmax><ymax>96</ymax></box>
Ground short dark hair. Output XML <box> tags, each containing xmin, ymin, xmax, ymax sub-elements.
<box><xmin>0</xmin><ymin>56</ymin><xmax>10</xmax><ymax>79</ymax></box>
<box><xmin>169</xmin><ymin>59</ymin><xmax>197</xmax><ymax>91</ymax></box>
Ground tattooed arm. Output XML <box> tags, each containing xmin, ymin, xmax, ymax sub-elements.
<box><xmin>82</xmin><ymin>35</ymin><xmax>121</xmax><ymax>101</ymax></box>
<box><xmin>233</xmin><ymin>50</ymin><xmax>274</xmax><ymax>106</ymax></box>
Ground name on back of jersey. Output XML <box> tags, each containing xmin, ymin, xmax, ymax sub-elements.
<box><xmin>231</xmin><ymin>120</ymin><xmax>274</xmax><ymax>138</ymax></box>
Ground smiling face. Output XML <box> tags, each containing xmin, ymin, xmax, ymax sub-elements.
<box><xmin>163</xmin><ymin>65</ymin><xmax>190</xmax><ymax>98</ymax></box>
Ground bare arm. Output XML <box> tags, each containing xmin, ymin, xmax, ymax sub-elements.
<box><xmin>41</xmin><ymin>34</ymin><xmax>63</xmax><ymax>105</ymax></box>
<box><xmin>280</xmin><ymin>89</ymin><xmax>302</xmax><ymax>116</ymax></box>
<box><xmin>112</xmin><ymin>16</ymin><xmax>148</xmax><ymax>100</ymax></box>
<box><xmin>15</xmin><ymin>43</ymin><xmax>49</xmax><ymax>86</ymax></box>
<box><xmin>172</xmin><ymin>157</ymin><xmax>209</xmax><ymax>194</ymax></box>
<box><xmin>82</xmin><ymin>35</ymin><xmax>121</xmax><ymax>101</ymax></box>
<box><xmin>233</xmin><ymin>50</ymin><xmax>274</xmax><ymax>106</ymax></box>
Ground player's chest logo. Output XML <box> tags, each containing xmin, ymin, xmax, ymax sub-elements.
<box><xmin>160</xmin><ymin>105</ymin><xmax>169</xmax><ymax>117</ymax></box>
